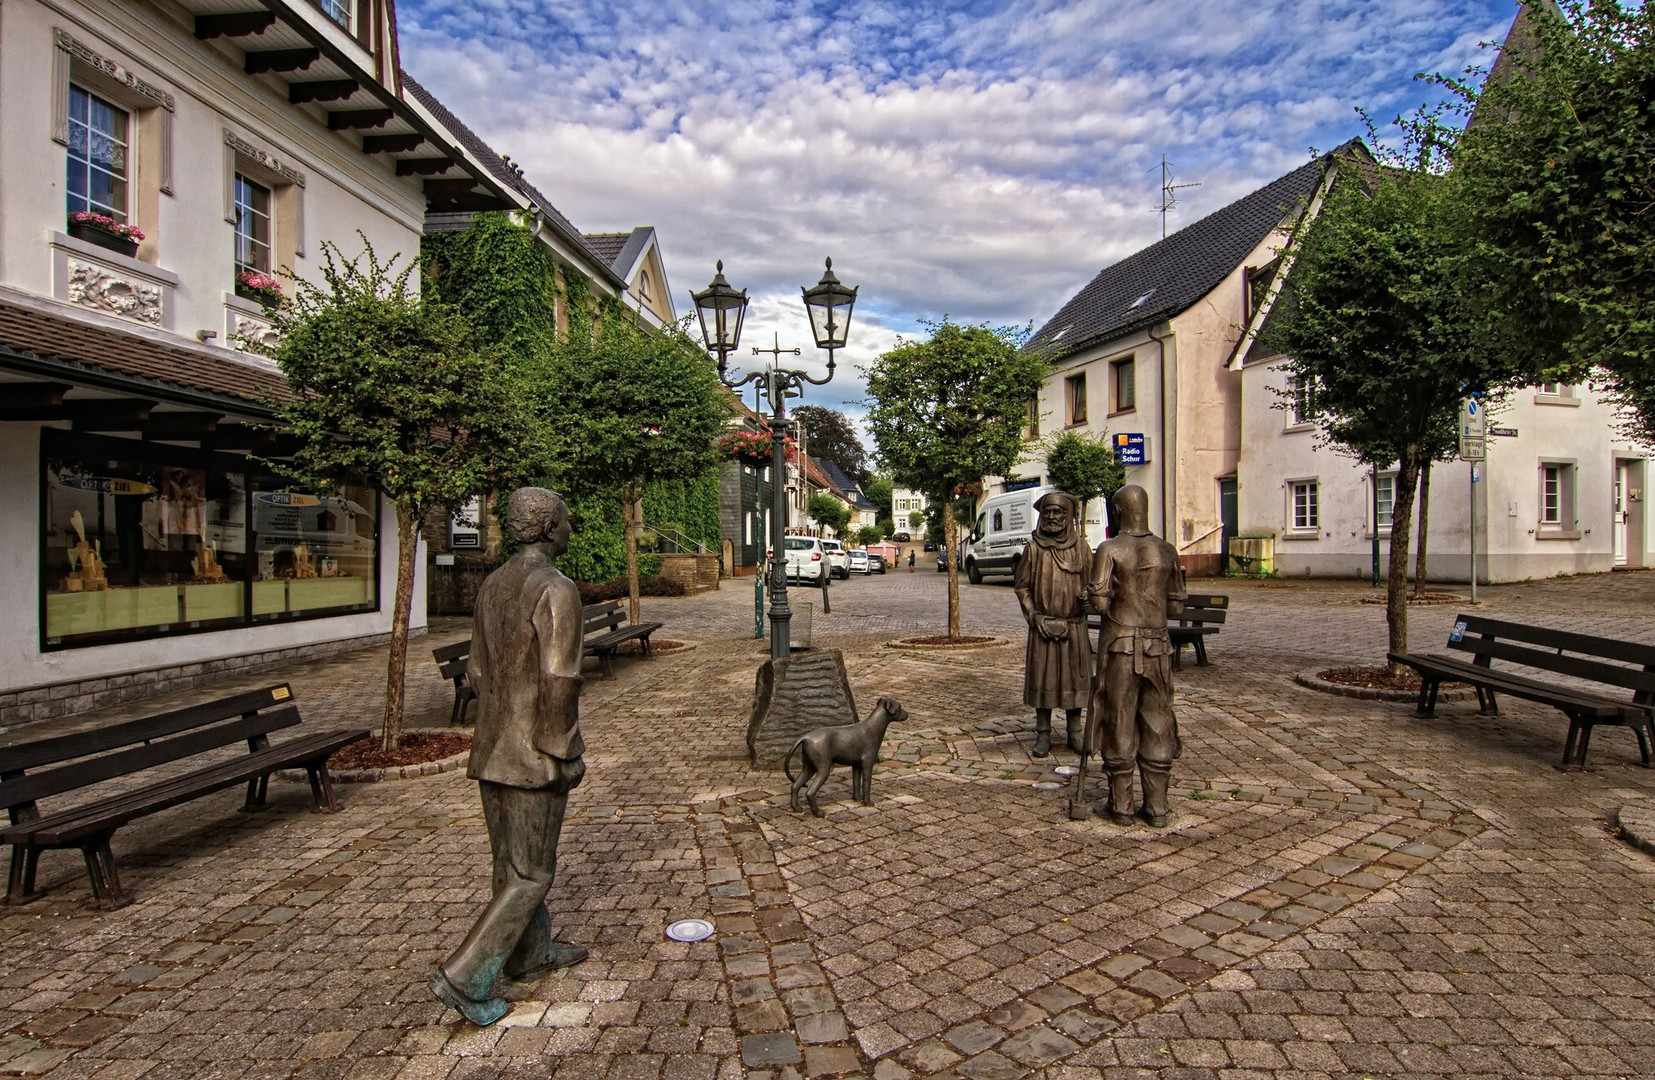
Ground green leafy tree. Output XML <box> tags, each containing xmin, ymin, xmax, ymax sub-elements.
<box><xmin>1448</xmin><ymin>0</ymin><xmax>1655</xmax><ymax>442</ymax></box>
<box><xmin>865</xmin><ymin>321</ymin><xmax>1050</xmax><ymax>637</ymax></box>
<box><xmin>857</xmin><ymin>524</ymin><xmax>885</xmax><ymax>546</ymax></box>
<box><xmin>546</xmin><ymin>317</ymin><xmax>727</xmax><ymax>622</ymax></box>
<box><xmin>1260</xmin><ymin>147</ymin><xmax>1541</xmax><ymax>663</ymax></box>
<box><xmin>794</xmin><ymin>405</ymin><xmax>870</xmax><ymax>484</ymax></box>
<box><xmin>267</xmin><ymin>240</ymin><xmax>531</xmax><ymax>750</ymax></box>
<box><xmin>864</xmin><ymin>475</ymin><xmax>893</xmax><ymax>520</ymax></box>
<box><xmin>808</xmin><ymin>491</ymin><xmax>852</xmax><ymax>536</ymax></box>
<box><xmin>908</xmin><ymin>509</ymin><xmax>926</xmax><ymax>530</ymax></box>
<box><xmin>1044</xmin><ymin>429</ymin><xmax>1127</xmax><ymax>533</ymax></box>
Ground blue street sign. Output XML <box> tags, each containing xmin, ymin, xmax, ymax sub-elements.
<box><xmin>1004</xmin><ymin>477</ymin><xmax>1041</xmax><ymax>491</ymax></box>
<box><xmin>1113</xmin><ymin>433</ymin><xmax>1146</xmax><ymax>465</ymax></box>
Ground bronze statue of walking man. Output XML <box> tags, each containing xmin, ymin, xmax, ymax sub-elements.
<box><xmin>1085</xmin><ymin>485</ymin><xmax>1185</xmax><ymax>826</ymax></box>
<box><xmin>1014</xmin><ymin>491</ymin><xmax>1091</xmax><ymax>757</ymax></box>
<box><xmin>432</xmin><ymin>487</ymin><xmax>588</xmax><ymax>1026</ymax></box>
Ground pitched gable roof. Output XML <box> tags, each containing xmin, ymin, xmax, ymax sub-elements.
<box><xmin>399</xmin><ymin>72</ymin><xmax>625</xmax><ymax>289</ymax></box>
<box><xmin>582</xmin><ymin>232</ymin><xmax>631</xmax><ymax>267</ymax></box>
<box><xmin>1030</xmin><ymin>139</ymin><xmax>1363</xmax><ymax>360</ymax></box>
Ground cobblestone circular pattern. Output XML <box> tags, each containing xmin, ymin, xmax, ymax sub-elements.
<box><xmin>884</xmin><ymin>636</ymin><xmax>1012</xmax><ymax>651</ymax></box>
<box><xmin>1293</xmin><ymin>669</ymin><xmax>1477</xmax><ymax>702</ymax></box>
<box><xmin>1616</xmin><ymin>799</ymin><xmax>1655</xmax><ymax>856</ymax></box>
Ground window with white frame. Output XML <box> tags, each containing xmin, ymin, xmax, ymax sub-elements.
<box><xmin>1374</xmin><ymin>472</ymin><xmax>1396</xmax><ymax>532</ymax></box>
<box><xmin>1286</xmin><ymin>375</ymin><xmax>1316</xmax><ymax>426</ymax></box>
<box><xmin>67</xmin><ymin>86</ymin><xmax>130</xmax><ymax>222</ymax></box>
<box><xmin>1539</xmin><ymin>461</ymin><xmax>1576</xmax><ymax>529</ymax></box>
<box><xmin>1291</xmin><ymin>480</ymin><xmax>1319</xmax><ymax>531</ymax></box>
<box><xmin>316</xmin><ymin>0</ymin><xmax>353</xmax><ymax>29</ymax></box>
<box><xmin>234</xmin><ymin>174</ymin><xmax>273</xmax><ymax>276</ymax></box>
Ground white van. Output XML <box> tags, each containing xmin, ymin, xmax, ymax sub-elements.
<box><xmin>962</xmin><ymin>485</ymin><xmax>1058</xmax><ymax>584</ymax></box>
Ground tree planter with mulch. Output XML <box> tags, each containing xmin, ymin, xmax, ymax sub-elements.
<box><xmin>1295</xmin><ymin>666</ymin><xmax>1475</xmax><ymax>702</ymax></box>
<box><xmin>277</xmin><ymin>730</ymin><xmax>471</xmax><ymax>783</ymax></box>
<box><xmin>886</xmin><ymin>636</ymin><xmax>1009</xmax><ymax>650</ymax></box>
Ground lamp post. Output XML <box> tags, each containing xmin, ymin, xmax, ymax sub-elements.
<box><xmin>693</xmin><ymin>258</ymin><xmax>857</xmax><ymax>660</ymax></box>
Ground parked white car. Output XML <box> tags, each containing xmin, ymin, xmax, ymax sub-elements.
<box><xmin>778</xmin><ymin>536</ymin><xmax>826</xmax><ymax>584</ymax></box>
<box><xmin>847</xmin><ymin>550</ymin><xmax>870</xmax><ymax>574</ymax></box>
<box><xmin>820</xmin><ymin>538</ymin><xmax>850</xmax><ymax>579</ymax></box>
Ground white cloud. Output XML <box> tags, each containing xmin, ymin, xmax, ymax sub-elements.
<box><xmin>400</xmin><ymin>0</ymin><xmax>1518</xmax><ymax>423</ymax></box>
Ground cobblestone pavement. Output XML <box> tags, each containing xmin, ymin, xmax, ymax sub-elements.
<box><xmin>4</xmin><ymin>570</ymin><xmax>1655</xmax><ymax>1080</ymax></box>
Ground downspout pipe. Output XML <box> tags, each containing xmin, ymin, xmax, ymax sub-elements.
<box><xmin>1149</xmin><ymin>323</ymin><xmax>1176</xmax><ymax>541</ymax></box>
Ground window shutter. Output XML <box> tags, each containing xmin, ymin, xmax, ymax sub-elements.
<box><xmin>51</xmin><ymin>33</ymin><xmax>71</xmax><ymax>145</ymax></box>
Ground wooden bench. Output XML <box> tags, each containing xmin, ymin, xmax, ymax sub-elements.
<box><xmin>583</xmin><ymin>600</ymin><xmax>665</xmax><ymax>679</ymax></box>
<box><xmin>1088</xmin><ymin>593</ymin><xmax>1228</xmax><ymax>671</ymax></box>
<box><xmin>1389</xmin><ymin>614</ymin><xmax>1655</xmax><ymax>770</ymax></box>
<box><xmin>1</xmin><ymin>685</ymin><xmax>367</xmax><ymax>909</ymax></box>
<box><xmin>432</xmin><ymin>639</ymin><xmax>477</xmax><ymax>726</ymax></box>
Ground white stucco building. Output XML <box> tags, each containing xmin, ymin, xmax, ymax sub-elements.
<box><xmin>1233</xmin><ymin>358</ymin><xmax>1651</xmax><ymax>581</ymax></box>
<box><xmin>0</xmin><ymin>0</ymin><xmax>606</xmax><ymax>729</ymax></box>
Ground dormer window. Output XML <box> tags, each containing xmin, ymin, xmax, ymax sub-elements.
<box><xmin>639</xmin><ymin>269</ymin><xmax>652</xmax><ymax>301</ymax></box>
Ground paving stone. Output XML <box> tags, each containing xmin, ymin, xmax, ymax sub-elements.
<box><xmin>793</xmin><ymin>1014</ymin><xmax>847</xmax><ymax>1045</ymax></box>
<box><xmin>741</xmin><ymin>1035</ymin><xmax>802</xmax><ymax>1068</ymax></box>
<box><xmin>996</xmin><ymin>1026</ymin><xmax>1078</xmax><ymax>1066</ymax></box>
<box><xmin>801</xmin><ymin>1046</ymin><xmax>860</xmax><ymax>1077</ymax></box>
<box><xmin>942</xmin><ymin>1022</ymin><xmax>1005</xmax><ymax>1056</ymax></box>
<box><xmin>954</xmin><ymin>1050</ymin><xmax>1025</xmax><ymax>1080</ymax></box>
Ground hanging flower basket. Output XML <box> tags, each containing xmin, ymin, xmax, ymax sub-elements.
<box><xmin>718</xmin><ymin>429</ymin><xmax>795</xmax><ymax>470</ymax></box>
<box><xmin>235</xmin><ymin>270</ymin><xmax>284</xmax><ymax>310</ymax></box>
<box><xmin>67</xmin><ymin>212</ymin><xmax>144</xmax><ymax>258</ymax></box>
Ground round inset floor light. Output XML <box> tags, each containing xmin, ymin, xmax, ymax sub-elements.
<box><xmin>666</xmin><ymin>919</ymin><xmax>714</xmax><ymax>942</ymax></box>
<box><xmin>1032</xmin><ymin>781</ymin><xmax>1065</xmax><ymax>791</ymax></box>
<box><xmin>1053</xmin><ymin>766</ymin><xmax>1078</xmax><ymax>776</ymax></box>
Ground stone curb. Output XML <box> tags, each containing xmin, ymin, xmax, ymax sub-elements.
<box><xmin>884</xmin><ymin>637</ymin><xmax>1012</xmax><ymax>652</ymax></box>
<box><xmin>1615</xmin><ymin>800</ymin><xmax>1655</xmax><ymax>857</ymax></box>
<box><xmin>273</xmin><ymin>728</ymin><xmax>470</xmax><ymax>784</ymax></box>
<box><xmin>1293</xmin><ymin>671</ymin><xmax>1477</xmax><ymax>703</ymax></box>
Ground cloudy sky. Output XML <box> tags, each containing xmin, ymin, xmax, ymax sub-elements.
<box><xmin>398</xmin><ymin>0</ymin><xmax>1520</xmax><ymax>421</ymax></box>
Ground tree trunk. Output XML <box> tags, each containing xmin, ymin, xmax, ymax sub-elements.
<box><xmin>1413</xmin><ymin>461</ymin><xmax>1431</xmax><ymax>597</ymax></box>
<box><xmin>623</xmin><ymin>494</ymin><xmax>642</xmax><ymax>625</ymax></box>
<box><xmin>1385</xmin><ymin>452</ymin><xmax>1424</xmax><ymax>672</ymax></box>
<box><xmin>381</xmin><ymin>500</ymin><xmax>420</xmax><ymax>752</ymax></box>
<box><xmin>944</xmin><ymin>500</ymin><xmax>962</xmax><ymax>639</ymax></box>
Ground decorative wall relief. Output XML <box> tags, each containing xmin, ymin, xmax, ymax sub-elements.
<box><xmin>66</xmin><ymin>260</ymin><xmax>162</xmax><ymax>324</ymax></box>
<box><xmin>232</xmin><ymin>314</ymin><xmax>281</xmax><ymax>354</ymax></box>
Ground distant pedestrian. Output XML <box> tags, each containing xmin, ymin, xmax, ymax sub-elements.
<box><xmin>907</xmin><ymin>550</ymin><xmax>915</xmax><ymax>571</ymax></box>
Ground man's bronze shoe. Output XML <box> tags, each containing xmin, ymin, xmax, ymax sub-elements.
<box><xmin>431</xmin><ymin>971</ymin><xmax>509</xmax><ymax>1027</ymax></box>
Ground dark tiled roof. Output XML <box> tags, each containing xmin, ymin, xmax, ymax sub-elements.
<box><xmin>815</xmin><ymin>458</ymin><xmax>859</xmax><ymax>496</ymax></box>
<box><xmin>400</xmin><ymin>72</ymin><xmax>621</xmax><ymax>283</ymax></box>
<box><xmin>0</xmin><ymin>295</ymin><xmax>288</xmax><ymax>410</ymax></box>
<box><xmin>1030</xmin><ymin>140</ymin><xmax>1362</xmax><ymax>359</ymax></box>
<box><xmin>582</xmin><ymin>232</ymin><xmax>631</xmax><ymax>266</ymax></box>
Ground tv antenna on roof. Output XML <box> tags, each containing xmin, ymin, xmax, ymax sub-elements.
<box><xmin>1154</xmin><ymin>155</ymin><xmax>1201</xmax><ymax>239</ymax></box>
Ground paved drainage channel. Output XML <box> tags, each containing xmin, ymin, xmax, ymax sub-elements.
<box><xmin>697</xmin><ymin>801</ymin><xmax>867</xmax><ymax>1077</ymax></box>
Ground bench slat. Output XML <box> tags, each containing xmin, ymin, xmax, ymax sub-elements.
<box><xmin>8</xmin><ymin>727</ymin><xmax>367</xmax><ymax>847</ymax></box>
<box><xmin>1448</xmin><ymin>636</ymin><xmax>1655</xmax><ymax>695</ymax></box>
<box><xmin>437</xmin><ymin>659</ymin><xmax>469</xmax><ymax>681</ymax></box>
<box><xmin>431</xmin><ymin>641</ymin><xmax>470</xmax><ymax>663</ymax></box>
<box><xmin>1392</xmin><ymin>652</ymin><xmax>1634</xmax><ymax>716</ymax></box>
<box><xmin>1</xmin><ymin>707</ymin><xmax>303</xmax><ymax>811</ymax></box>
<box><xmin>0</xmin><ymin>685</ymin><xmax>296</xmax><ymax>773</ymax></box>
<box><xmin>1454</xmin><ymin>614</ymin><xmax>1655</xmax><ymax>669</ymax></box>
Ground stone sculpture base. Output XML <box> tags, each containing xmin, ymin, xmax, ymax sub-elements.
<box><xmin>747</xmin><ymin>650</ymin><xmax>857</xmax><ymax>769</ymax></box>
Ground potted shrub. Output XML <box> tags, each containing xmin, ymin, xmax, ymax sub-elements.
<box><xmin>235</xmin><ymin>270</ymin><xmax>283</xmax><ymax>310</ymax></box>
<box><xmin>66</xmin><ymin>212</ymin><xmax>144</xmax><ymax>258</ymax></box>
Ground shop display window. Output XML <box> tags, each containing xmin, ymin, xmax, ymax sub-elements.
<box><xmin>41</xmin><ymin>431</ymin><xmax>378</xmax><ymax>649</ymax></box>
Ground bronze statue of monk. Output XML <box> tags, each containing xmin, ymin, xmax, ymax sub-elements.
<box><xmin>1014</xmin><ymin>491</ymin><xmax>1092</xmax><ymax>757</ymax></box>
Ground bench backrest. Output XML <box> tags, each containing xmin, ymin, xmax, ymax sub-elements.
<box><xmin>432</xmin><ymin>640</ymin><xmax>470</xmax><ymax>664</ymax></box>
<box><xmin>0</xmin><ymin>685</ymin><xmax>302</xmax><ymax>815</ymax></box>
<box><xmin>1177</xmin><ymin>593</ymin><xmax>1229</xmax><ymax>627</ymax></box>
<box><xmin>583</xmin><ymin>600</ymin><xmax>628</xmax><ymax>636</ymax></box>
<box><xmin>433</xmin><ymin>640</ymin><xmax>471</xmax><ymax>682</ymax></box>
<box><xmin>1447</xmin><ymin>614</ymin><xmax>1655</xmax><ymax>700</ymax></box>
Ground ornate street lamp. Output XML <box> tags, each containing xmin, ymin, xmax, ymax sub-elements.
<box><xmin>693</xmin><ymin>259</ymin><xmax>858</xmax><ymax>661</ymax></box>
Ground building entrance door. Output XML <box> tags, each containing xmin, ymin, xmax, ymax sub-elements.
<box><xmin>1615</xmin><ymin>463</ymin><xmax>1629</xmax><ymax>565</ymax></box>
<box><xmin>1219</xmin><ymin>479</ymin><xmax>1238</xmax><ymax>573</ymax></box>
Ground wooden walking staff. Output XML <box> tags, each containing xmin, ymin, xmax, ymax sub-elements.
<box><xmin>1069</xmin><ymin>708</ymin><xmax>1096</xmax><ymax>820</ymax></box>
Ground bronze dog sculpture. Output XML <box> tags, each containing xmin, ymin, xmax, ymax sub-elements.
<box><xmin>784</xmin><ymin>698</ymin><xmax>908</xmax><ymax>816</ymax></box>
